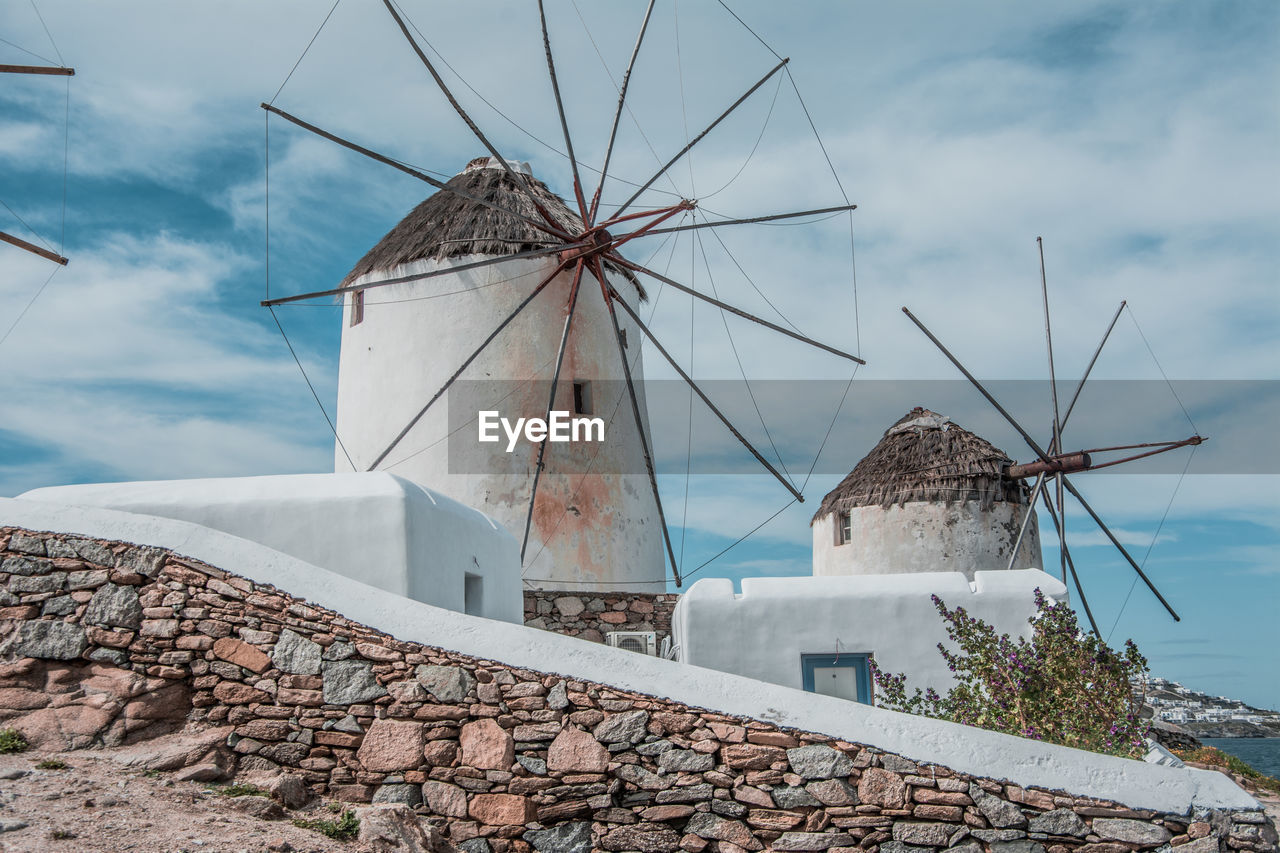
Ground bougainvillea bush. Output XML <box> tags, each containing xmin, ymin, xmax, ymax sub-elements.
<box><xmin>869</xmin><ymin>589</ymin><xmax>1151</xmax><ymax>758</ymax></box>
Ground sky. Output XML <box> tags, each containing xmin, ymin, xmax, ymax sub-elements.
<box><xmin>1</xmin><ymin>2</ymin><xmax>1277</xmax><ymax>708</ymax></box>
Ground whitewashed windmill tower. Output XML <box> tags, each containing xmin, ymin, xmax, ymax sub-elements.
<box><xmin>260</xmin><ymin>0</ymin><xmax>865</xmax><ymax>596</ymax></box>
<box><xmin>332</xmin><ymin>157</ymin><xmax>665</xmax><ymax>592</ymax></box>
<box><xmin>812</xmin><ymin>407</ymin><xmax>1043</xmax><ymax>580</ymax></box>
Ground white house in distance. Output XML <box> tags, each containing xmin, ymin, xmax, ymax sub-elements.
<box><xmin>672</xmin><ymin>407</ymin><xmax>1064</xmax><ymax>705</ymax></box>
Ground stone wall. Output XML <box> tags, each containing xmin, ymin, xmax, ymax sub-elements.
<box><xmin>523</xmin><ymin>590</ymin><xmax>677</xmax><ymax>650</ymax></box>
<box><xmin>0</xmin><ymin>526</ymin><xmax>1273</xmax><ymax>853</ymax></box>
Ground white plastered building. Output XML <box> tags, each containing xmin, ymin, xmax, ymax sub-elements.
<box><xmin>673</xmin><ymin>407</ymin><xmax>1057</xmax><ymax>704</ymax></box>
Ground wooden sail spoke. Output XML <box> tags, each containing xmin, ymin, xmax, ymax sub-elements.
<box><xmin>589</xmin><ymin>261</ymin><xmax>682</xmax><ymax>587</ymax></box>
<box><xmin>641</xmin><ymin>203</ymin><xmax>858</xmax><ymax>236</ymax></box>
<box><xmin>902</xmin><ymin>306</ymin><xmax>1053</xmax><ymax>464</ymax></box>
<box><xmin>622</xmin><ymin>258</ymin><xmax>865</xmax><ymax>364</ymax></box>
<box><xmin>379</xmin><ymin>0</ymin><xmax>569</xmax><ymax>235</ymax></box>
<box><xmin>589</xmin><ymin>0</ymin><xmax>657</xmax><ymax>225</ymax></box>
<box><xmin>0</xmin><ymin>64</ymin><xmax>74</xmax><ymax>76</ymax></box>
<box><xmin>260</xmin><ymin>103</ymin><xmax>571</xmax><ymax>241</ymax></box>
<box><xmin>1038</xmin><ymin>489</ymin><xmax>1101</xmax><ymax>637</ymax></box>
<box><xmin>366</xmin><ymin>257</ymin><xmax>573</xmax><ymax>471</ymax></box>
<box><xmin>612</xmin><ymin>57</ymin><xmax>791</xmax><ymax>219</ymax></box>
<box><xmin>521</xmin><ymin>260</ymin><xmax>588</xmax><ymax>561</ymax></box>
<box><xmin>609</xmin><ymin>286</ymin><xmax>802</xmax><ymax>501</ymax></box>
<box><xmin>1061</xmin><ymin>475</ymin><xmax>1180</xmax><ymax>622</ymax></box>
<box><xmin>536</xmin><ymin>0</ymin><xmax>587</xmax><ymax>220</ymax></box>
<box><xmin>261</xmin><ymin>244</ymin><xmax>581</xmax><ymax>307</ymax></box>
<box><xmin>0</xmin><ymin>230</ymin><xmax>67</xmax><ymax>265</ymax></box>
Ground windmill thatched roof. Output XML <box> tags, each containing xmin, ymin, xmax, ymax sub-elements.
<box><xmin>341</xmin><ymin>157</ymin><xmax>643</xmax><ymax>297</ymax></box>
<box><xmin>813</xmin><ymin>407</ymin><xmax>1027</xmax><ymax>521</ymax></box>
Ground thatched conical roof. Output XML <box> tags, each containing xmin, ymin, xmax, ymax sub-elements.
<box><xmin>342</xmin><ymin>157</ymin><xmax>642</xmax><ymax>297</ymax></box>
<box><xmin>814</xmin><ymin>407</ymin><xmax>1027</xmax><ymax>521</ymax></box>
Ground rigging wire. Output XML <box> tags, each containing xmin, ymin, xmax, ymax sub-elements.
<box><xmin>697</xmin><ymin>73</ymin><xmax>783</xmax><ymax>202</ymax></box>
<box><xmin>28</xmin><ymin>0</ymin><xmax>64</xmax><ymax>66</ymax></box>
<box><xmin>269</xmin><ymin>0</ymin><xmax>341</xmax><ymax>105</ymax></box>
<box><xmin>678</xmin><ymin>221</ymin><xmax>696</xmax><ymax>566</ymax></box>
<box><xmin>0</xmin><ymin>199</ymin><xmax>57</xmax><ymax>253</ymax></box>
<box><xmin>522</xmin><ymin>221</ymin><xmax>686</xmax><ymax>573</ymax></box>
<box><xmin>673</xmin><ymin>0</ymin><xmax>696</xmax><ymax>196</ymax></box>
<box><xmin>800</xmin><ymin>363</ymin><xmax>860</xmax><ymax>493</ymax></box>
<box><xmin>268</xmin><ymin>306</ymin><xmax>355</xmax><ymax>471</ymax></box>
<box><xmin>681</xmin><ymin>496</ymin><xmax>797</xmax><ymax>583</ymax></box>
<box><xmin>0</xmin><ymin>35</ymin><xmax>56</xmax><ymax>65</ymax></box>
<box><xmin>694</xmin><ymin>219</ymin><xmax>795</xmax><ymax>486</ymax></box>
<box><xmin>705</xmin><ymin>224</ymin><xmax>802</xmax><ymax>334</ymax></box>
<box><xmin>59</xmin><ymin>73</ymin><xmax>68</xmax><ymax>253</ymax></box>
<box><xmin>714</xmin><ymin>0</ymin><xmax>783</xmax><ymax>61</ymax></box>
<box><xmin>395</xmin><ymin>0</ymin><xmax>682</xmax><ymax>201</ymax></box>
<box><xmin>1105</xmin><ymin>444</ymin><xmax>1197</xmax><ymax>643</ymax></box>
<box><xmin>0</xmin><ymin>265</ymin><xmax>60</xmax><ymax>350</ymax></box>
<box><xmin>567</xmin><ymin>0</ymin><xmax>685</xmax><ymax>199</ymax></box>
<box><xmin>1126</xmin><ymin>304</ymin><xmax>1198</xmax><ymax>435</ymax></box>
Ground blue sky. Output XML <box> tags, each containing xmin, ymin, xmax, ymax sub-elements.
<box><xmin>2</xmin><ymin>2</ymin><xmax>1276</xmax><ymax>708</ymax></box>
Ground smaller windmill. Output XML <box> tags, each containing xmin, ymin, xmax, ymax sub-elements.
<box><xmin>902</xmin><ymin>238</ymin><xmax>1205</xmax><ymax>636</ymax></box>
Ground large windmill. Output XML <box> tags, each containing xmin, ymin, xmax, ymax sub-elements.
<box><xmin>259</xmin><ymin>1</ymin><xmax>864</xmax><ymax>591</ymax></box>
<box><xmin>903</xmin><ymin>238</ymin><xmax>1204</xmax><ymax>636</ymax></box>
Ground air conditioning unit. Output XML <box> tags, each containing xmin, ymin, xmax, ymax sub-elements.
<box><xmin>606</xmin><ymin>631</ymin><xmax>657</xmax><ymax>656</ymax></box>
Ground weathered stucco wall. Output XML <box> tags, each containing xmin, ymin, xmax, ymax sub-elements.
<box><xmin>21</xmin><ymin>473</ymin><xmax>524</xmax><ymax>624</ymax></box>
<box><xmin>523</xmin><ymin>590</ymin><xmax>677</xmax><ymax>650</ymax></box>
<box><xmin>673</xmin><ymin>571</ymin><xmax>1067</xmax><ymax>700</ymax></box>
<box><xmin>0</xmin><ymin>516</ymin><xmax>1270</xmax><ymax>853</ymax></box>
<box><xmin>813</xmin><ymin>502</ymin><xmax>1043</xmax><ymax>581</ymax></box>
<box><xmin>335</xmin><ymin>245</ymin><xmax>666</xmax><ymax>593</ymax></box>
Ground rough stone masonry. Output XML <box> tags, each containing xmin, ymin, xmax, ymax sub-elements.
<box><xmin>0</xmin><ymin>526</ymin><xmax>1273</xmax><ymax>853</ymax></box>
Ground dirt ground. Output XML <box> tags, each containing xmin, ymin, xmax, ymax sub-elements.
<box><xmin>0</xmin><ymin>746</ymin><xmax>366</xmax><ymax>853</ymax></box>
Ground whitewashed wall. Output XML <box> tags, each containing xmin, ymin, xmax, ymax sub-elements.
<box><xmin>336</xmin><ymin>248</ymin><xmax>665</xmax><ymax>593</ymax></box>
<box><xmin>19</xmin><ymin>472</ymin><xmax>523</xmax><ymax>623</ymax></box>
<box><xmin>813</xmin><ymin>501</ymin><xmax>1043</xmax><ymax>581</ymax></box>
<box><xmin>0</xmin><ymin>497</ymin><xmax>1253</xmax><ymax>814</ymax></box>
<box><xmin>672</xmin><ymin>569</ymin><xmax>1067</xmax><ymax>698</ymax></box>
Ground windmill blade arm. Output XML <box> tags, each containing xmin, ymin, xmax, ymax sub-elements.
<box><xmin>1039</xmin><ymin>488</ymin><xmax>1101</xmax><ymax>637</ymax></box>
<box><xmin>520</xmin><ymin>261</ymin><xmax>588</xmax><ymax>560</ymax></box>
<box><xmin>592</xmin><ymin>262</ymin><xmax>682</xmax><ymax>586</ymax></box>
<box><xmin>636</xmin><ymin>203</ymin><xmax>858</xmax><ymax>235</ymax></box>
<box><xmin>589</xmin><ymin>0</ymin><xmax>657</xmax><ymax>224</ymax></box>
<box><xmin>901</xmin><ymin>306</ymin><xmax>1052</xmax><ymax>463</ymax></box>
<box><xmin>536</xmin><ymin>0</ymin><xmax>586</xmax><ymax>217</ymax></box>
<box><xmin>609</xmin><ymin>286</ymin><xmax>802</xmax><ymax>501</ymax></box>
<box><xmin>366</xmin><ymin>257</ymin><xmax>572</xmax><ymax>471</ymax></box>
<box><xmin>379</xmin><ymin>0</ymin><xmax>570</xmax><ymax>235</ymax></box>
<box><xmin>1061</xmin><ymin>475</ymin><xmax>1180</xmax><ymax>622</ymax></box>
<box><xmin>620</xmin><ymin>257</ymin><xmax>864</xmax><ymax>364</ymax></box>
<box><xmin>0</xmin><ymin>230</ymin><xmax>67</xmax><ymax>265</ymax></box>
<box><xmin>1005</xmin><ymin>472</ymin><xmax>1046</xmax><ymax>571</ymax></box>
<box><xmin>260</xmin><ymin>103</ymin><xmax>570</xmax><ymax>240</ymax></box>
<box><xmin>612</xmin><ymin>57</ymin><xmax>790</xmax><ymax>219</ymax></box>
<box><xmin>0</xmin><ymin>64</ymin><xmax>74</xmax><ymax>76</ymax></box>
<box><xmin>1058</xmin><ymin>300</ymin><xmax>1125</xmax><ymax>433</ymax></box>
<box><xmin>261</xmin><ymin>244</ymin><xmax>584</xmax><ymax>307</ymax></box>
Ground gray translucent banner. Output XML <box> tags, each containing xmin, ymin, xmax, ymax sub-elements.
<box><xmin>444</xmin><ymin>379</ymin><xmax>1277</xmax><ymax>476</ymax></box>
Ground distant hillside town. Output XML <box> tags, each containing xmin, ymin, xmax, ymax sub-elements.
<box><xmin>1147</xmin><ymin>676</ymin><xmax>1280</xmax><ymax>738</ymax></box>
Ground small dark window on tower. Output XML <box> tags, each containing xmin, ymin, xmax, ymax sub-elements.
<box><xmin>349</xmin><ymin>289</ymin><xmax>365</xmax><ymax>327</ymax></box>
<box><xmin>573</xmin><ymin>381</ymin><xmax>593</xmax><ymax>415</ymax></box>
<box><xmin>836</xmin><ymin>511</ymin><xmax>851</xmax><ymax>546</ymax></box>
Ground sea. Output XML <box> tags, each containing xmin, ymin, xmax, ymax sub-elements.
<box><xmin>1201</xmin><ymin>737</ymin><xmax>1280</xmax><ymax>780</ymax></box>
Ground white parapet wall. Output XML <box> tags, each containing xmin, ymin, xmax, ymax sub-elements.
<box><xmin>0</xmin><ymin>497</ymin><xmax>1257</xmax><ymax>815</ymax></box>
<box><xmin>672</xmin><ymin>570</ymin><xmax>1067</xmax><ymax>700</ymax></box>
<box><xmin>18</xmin><ymin>472</ymin><xmax>522</xmax><ymax>623</ymax></box>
